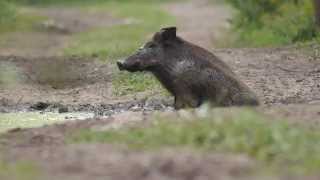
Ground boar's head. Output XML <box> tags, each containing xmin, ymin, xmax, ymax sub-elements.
<box><xmin>117</xmin><ymin>27</ymin><xmax>178</xmax><ymax>72</ymax></box>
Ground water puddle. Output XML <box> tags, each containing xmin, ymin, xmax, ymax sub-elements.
<box><xmin>0</xmin><ymin>112</ymin><xmax>94</xmax><ymax>133</ymax></box>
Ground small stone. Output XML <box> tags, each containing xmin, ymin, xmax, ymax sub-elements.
<box><xmin>296</xmin><ymin>79</ymin><xmax>304</xmax><ymax>83</ymax></box>
<box><xmin>92</xmin><ymin>111</ymin><xmax>144</xmax><ymax>131</ymax></box>
<box><xmin>8</xmin><ymin>128</ymin><xmax>22</xmax><ymax>133</ymax></box>
<box><xmin>58</xmin><ymin>107</ymin><xmax>68</xmax><ymax>113</ymax></box>
<box><xmin>31</xmin><ymin>102</ymin><xmax>50</xmax><ymax>111</ymax></box>
<box><xmin>130</xmin><ymin>105</ymin><xmax>141</xmax><ymax>111</ymax></box>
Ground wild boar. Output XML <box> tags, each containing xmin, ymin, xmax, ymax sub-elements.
<box><xmin>117</xmin><ymin>27</ymin><xmax>259</xmax><ymax>109</ymax></box>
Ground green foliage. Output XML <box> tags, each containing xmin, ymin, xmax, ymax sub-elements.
<box><xmin>226</xmin><ymin>0</ymin><xmax>318</xmax><ymax>46</ymax></box>
<box><xmin>71</xmin><ymin>108</ymin><xmax>320</xmax><ymax>173</ymax></box>
<box><xmin>0</xmin><ymin>2</ymin><xmax>44</xmax><ymax>34</ymax></box>
<box><xmin>11</xmin><ymin>0</ymin><xmax>174</xmax><ymax>6</ymax></box>
<box><xmin>0</xmin><ymin>0</ymin><xmax>17</xmax><ymax>26</ymax></box>
<box><xmin>224</xmin><ymin>0</ymin><xmax>305</xmax><ymax>26</ymax></box>
<box><xmin>225</xmin><ymin>0</ymin><xmax>283</xmax><ymax>26</ymax></box>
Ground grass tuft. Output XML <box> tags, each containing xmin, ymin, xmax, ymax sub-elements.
<box><xmin>71</xmin><ymin>108</ymin><xmax>320</xmax><ymax>173</ymax></box>
<box><xmin>0</xmin><ymin>1</ymin><xmax>17</xmax><ymax>26</ymax></box>
<box><xmin>0</xmin><ymin>161</ymin><xmax>40</xmax><ymax>180</ymax></box>
<box><xmin>112</xmin><ymin>72</ymin><xmax>163</xmax><ymax>96</ymax></box>
<box><xmin>0</xmin><ymin>4</ymin><xmax>45</xmax><ymax>35</ymax></box>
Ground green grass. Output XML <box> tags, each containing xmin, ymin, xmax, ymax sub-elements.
<box><xmin>65</xmin><ymin>2</ymin><xmax>175</xmax><ymax>60</ymax></box>
<box><xmin>0</xmin><ymin>1</ymin><xmax>16</xmax><ymax>26</ymax></box>
<box><xmin>0</xmin><ymin>0</ymin><xmax>45</xmax><ymax>35</ymax></box>
<box><xmin>70</xmin><ymin>108</ymin><xmax>320</xmax><ymax>174</ymax></box>
<box><xmin>0</xmin><ymin>9</ymin><xmax>45</xmax><ymax>35</ymax></box>
<box><xmin>65</xmin><ymin>25</ymin><xmax>146</xmax><ymax>60</ymax></box>
<box><xmin>64</xmin><ymin>2</ymin><xmax>175</xmax><ymax>96</ymax></box>
<box><xmin>112</xmin><ymin>72</ymin><xmax>164</xmax><ymax>96</ymax></box>
<box><xmin>0</xmin><ymin>161</ymin><xmax>40</xmax><ymax>180</ymax></box>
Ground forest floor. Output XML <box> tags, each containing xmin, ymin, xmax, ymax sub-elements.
<box><xmin>0</xmin><ymin>0</ymin><xmax>319</xmax><ymax>179</ymax></box>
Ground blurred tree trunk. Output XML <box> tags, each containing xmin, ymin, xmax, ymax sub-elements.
<box><xmin>315</xmin><ymin>0</ymin><xmax>320</xmax><ymax>26</ymax></box>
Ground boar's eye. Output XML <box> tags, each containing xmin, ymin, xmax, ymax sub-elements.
<box><xmin>145</xmin><ymin>42</ymin><xmax>156</xmax><ymax>49</ymax></box>
<box><xmin>149</xmin><ymin>43</ymin><xmax>156</xmax><ymax>48</ymax></box>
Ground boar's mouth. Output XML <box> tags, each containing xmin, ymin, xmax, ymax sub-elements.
<box><xmin>117</xmin><ymin>61</ymin><xmax>126</xmax><ymax>71</ymax></box>
<box><xmin>117</xmin><ymin>61</ymin><xmax>143</xmax><ymax>72</ymax></box>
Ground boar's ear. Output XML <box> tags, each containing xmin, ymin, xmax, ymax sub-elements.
<box><xmin>159</xmin><ymin>27</ymin><xmax>177</xmax><ymax>42</ymax></box>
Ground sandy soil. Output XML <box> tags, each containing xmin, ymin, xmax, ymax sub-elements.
<box><xmin>0</xmin><ymin>0</ymin><xmax>320</xmax><ymax>179</ymax></box>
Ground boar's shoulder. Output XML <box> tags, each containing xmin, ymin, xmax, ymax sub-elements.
<box><xmin>184</xmin><ymin>42</ymin><xmax>234</xmax><ymax>75</ymax></box>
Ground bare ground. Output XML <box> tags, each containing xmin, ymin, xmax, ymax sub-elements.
<box><xmin>165</xmin><ymin>0</ymin><xmax>232</xmax><ymax>49</ymax></box>
<box><xmin>0</xmin><ymin>0</ymin><xmax>320</xmax><ymax>179</ymax></box>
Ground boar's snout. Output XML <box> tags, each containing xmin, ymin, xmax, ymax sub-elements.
<box><xmin>117</xmin><ymin>60</ymin><xmax>126</xmax><ymax>71</ymax></box>
<box><xmin>116</xmin><ymin>57</ymin><xmax>143</xmax><ymax>72</ymax></box>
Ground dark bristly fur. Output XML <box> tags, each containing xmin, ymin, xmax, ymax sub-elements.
<box><xmin>117</xmin><ymin>27</ymin><xmax>259</xmax><ymax>109</ymax></box>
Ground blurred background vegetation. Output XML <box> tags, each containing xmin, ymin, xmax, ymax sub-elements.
<box><xmin>225</xmin><ymin>0</ymin><xmax>320</xmax><ymax>46</ymax></box>
<box><xmin>0</xmin><ymin>1</ymin><xmax>16</xmax><ymax>25</ymax></box>
<box><xmin>1</xmin><ymin>0</ymin><xmax>319</xmax><ymax>46</ymax></box>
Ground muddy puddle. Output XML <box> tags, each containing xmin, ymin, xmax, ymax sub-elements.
<box><xmin>0</xmin><ymin>112</ymin><xmax>95</xmax><ymax>133</ymax></box>
<box><xmin>0</xmin><ymin>99</ymin><xmax>173</xmax><ymax>133</ymax></box>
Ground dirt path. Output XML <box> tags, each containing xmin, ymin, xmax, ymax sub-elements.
<box><xmin>0</xmin><ymin>0</ymin><xmax>320</xmax><ymax>180</ymax></box>
<box><xmin>165</xmin><ymin>0</ymin><xmax>232</xmax><ymax>49</ymax></box>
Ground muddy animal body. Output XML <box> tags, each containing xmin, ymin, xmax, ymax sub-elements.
<box><xmin>117</xmin><ymin>27</ymin><xmax>259</xmax><ymax>109</ymax></box>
